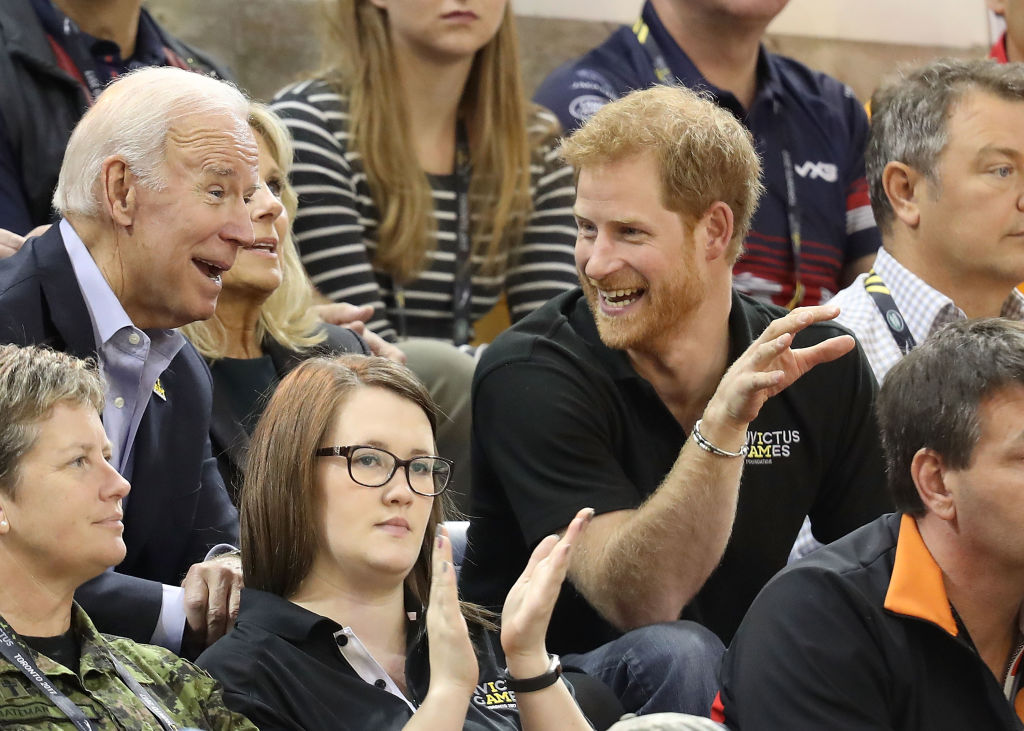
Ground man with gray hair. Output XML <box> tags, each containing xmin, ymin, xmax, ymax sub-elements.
<box><xmin>716</xmin><ymin>318</ymin><xmax>1024</xmax><ymax>729</ymax></box>
<box><xmin>828</xmin><ymin>58</ymin><xmax>1024</xmax><ymax>383</ymax></box>
<box><xmin>0</xmin><ymin>65</ymin><xmax>256</xmax><ymax>657</ymax></box>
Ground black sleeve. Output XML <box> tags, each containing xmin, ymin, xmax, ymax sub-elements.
<box><xmin>182</xmin><ymin>436</ymin><xmax>241</xmax><ymax>566</ymax></box>
<box><xmin>718</xmin><ymin>567</ymin><xmax>899</xmax><ymax>731</ymax></box>
<box><xmin>472</xmin><ymin>359</ymin><xmax>642</xmax><ymax>546</ymax></box>
<box><xmin>809</xmin><ymin>340</ymin><xmax>892</xmax><ymax>543</ymax></box>
<box><xmin>75</xmin><ymin>570</ymin><xmax>163</xmax><ymax>643</ymax></box>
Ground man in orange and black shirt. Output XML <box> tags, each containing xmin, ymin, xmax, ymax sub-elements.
<box><xmin>715</xmin><ymin>318</ymin><xmax>1024</xmax><ymax>731</ymax></box>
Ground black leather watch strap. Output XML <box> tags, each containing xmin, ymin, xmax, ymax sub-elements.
<box><xmin>504</xmin><ymin>653</ymin><xmax>562</xmax><ymax>693</ymax></box>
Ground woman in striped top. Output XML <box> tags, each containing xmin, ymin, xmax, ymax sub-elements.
<box><xmin>270</xmin><ymin>0</ymin><xmax>579</xmax><ymax>345</ymax></box>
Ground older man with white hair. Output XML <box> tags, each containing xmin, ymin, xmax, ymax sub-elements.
<box><xmin>0</xmin><ymin>66</ymin><xmax>257</xmax><ymax>658</ymax></box>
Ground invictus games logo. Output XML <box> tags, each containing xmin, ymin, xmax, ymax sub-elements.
<box><xmin>472</xmin><ymin>679</ymin><xmax>517</xmax><ymax>710</ymax></box>
<box><xmin>744</xmin><ymin>429</ymin><xmax>801</xmax><ymax>464</ymax></box>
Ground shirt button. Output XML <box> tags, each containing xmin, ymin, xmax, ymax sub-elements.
<box><xmin>128</xmin><ymin>333</ymin><xmax>141</xmax><ymax>345</ymax></box>
<box><xmin>113</xmin><ymin>397</ymin><xmax>125</xmax><ymax>409</ymax></box>
<box><xmin>336</xmin><ymin>635</ymin><xmax>348</xmax><ymax>646</ymax></box>
<box><xmin>374</xmin><ymin>679</ymin><xmax>387</xmax><ymax>689</ymax></box>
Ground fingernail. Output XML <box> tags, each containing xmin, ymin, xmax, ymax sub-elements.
<box><xmin>442</xmin><ymin>560</ymin><xmax>450</xmax><ymax>573</ymax></box>
<box><xmin>437</xmin><ymin>535</ymin><xmax>443</xmax><ymax>548</ymax></box>
<box><xmin>585</xmin><ymin>508</ymin><xmax>595</xmax><ymax>521</ymax></box>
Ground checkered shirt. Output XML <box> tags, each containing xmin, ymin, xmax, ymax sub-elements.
<box><xmin>830</xmin><ymin>247</ymin><xmax>1024</xmax><ymax>384</ymax></box>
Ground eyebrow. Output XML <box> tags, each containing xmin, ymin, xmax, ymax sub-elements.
<box><xmin>361</xmin><ymin>440</ymin><xmax>434</xmax><ymax>457</ymax></box>
<box><xmin>976</xmin><ymin>145</ymin><xmax>1022</xmax><ymax>161</ymax></box>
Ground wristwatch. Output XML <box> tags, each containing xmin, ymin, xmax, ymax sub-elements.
<box><xmin>504</xmin><ymin>653</ymin><xmax>562</xmax><ymax>693</ymax></box>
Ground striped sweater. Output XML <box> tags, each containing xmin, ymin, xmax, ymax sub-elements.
<box><xmin>271</xmin><ymin>79</ymin><xmax>579</xmax><ymax>342</ymax></box>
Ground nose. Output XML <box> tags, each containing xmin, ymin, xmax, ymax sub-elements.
<box><xmin>102</xmin><ymin>460</ymin><xmax>131</xmax><ymax>502</ymax></box>
<box><xmin>581</xmin><ymin>231</ymin><xmax>622</xmax><ymax>282</ymax></box>
<box><xmin>381</xmin><ymin>466</ymin><xmax>416</xmax><ymax>505</ymax></box>
<box><xmin>221</xmin><ymin>195</ymin><xmax>256</xmax><ymax>251</ymax></box>
<box><xmin>250</xmin><ymin>182</ymin><xmax>284</xmax><ymax>228</ymax></box>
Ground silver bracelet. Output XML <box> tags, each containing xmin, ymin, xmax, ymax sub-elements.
<box><xmin>692</xmin><ymin>418</ymin><xmax>748</xmax><ymax>458</ymax></box>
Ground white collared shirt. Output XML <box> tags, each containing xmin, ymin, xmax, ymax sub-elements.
<box><xmin>830</xmin><ymin>247</ymin><xmax>1024</xmax><ymax>383</ymax></box>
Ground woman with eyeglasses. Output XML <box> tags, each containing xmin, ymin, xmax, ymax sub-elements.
<box><xmin>197</xmin><ymin>355</ymin><xmax>595</xmax><ymax>730</ymax></box>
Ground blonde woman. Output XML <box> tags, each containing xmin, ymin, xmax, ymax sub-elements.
<box><xmin>182</xmin><ymin>104</ymin><xmax>369</xmax><ymax>500</ymax></box>
<box><xmin>270</xmin><ymin>0</ymin><xmax>579</xmax><ymax>346</ymax></box>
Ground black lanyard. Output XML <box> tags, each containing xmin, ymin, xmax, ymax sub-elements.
<box><xmin>864</xmin><ymin>269</ymin><xmax>916</xmax><ymax>354</ymax></box>
<box><xmin>632</xmin><ymin>17</ymin><xmax>805</xmax><ymax>309</ymax></box>
<box><xmin>394</xmin><ymin>122</ymin><xmax>472</xmax><ymax>344</ymax></box>
<box><xmin>0</xmin><ymin>613</ymin><xmax>179</xmax><ymax>730</ymax></box>
<box><xmin>451</xmin><ymin>122</ymin><xmax>473</xmax><ymax>346</ymax></box>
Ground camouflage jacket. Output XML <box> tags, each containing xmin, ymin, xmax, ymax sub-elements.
<box><xmin>0</xmin><ymin>604</ymin><xmax>257</xmax><ymax>730</ymax></box>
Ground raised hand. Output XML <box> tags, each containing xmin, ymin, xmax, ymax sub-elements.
<box><xmin>501</xmin><ymin>507</ymin><xmax>594</xmax><ymax>679</ymax></box>
<box><xmin>425</xmin><ymin>525</ymin><xmax>478</xmax><ymax>695</ymax></box>
<box><xmin>707</xmin><ymin>304</ymin><xmax>854</xmax><ymax>433</ymax></box>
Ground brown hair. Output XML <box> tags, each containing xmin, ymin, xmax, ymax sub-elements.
<box><xmin>560</xmin><ymin>85</ymin><xmax>764</xmax><ymax>262</ymax></box>
<box><xmin>0</xmin><ymin>344</ymin><xmax>104</xmax><ymax>497</ymax></box>
<box><xmin>319</xmin><ymin>0</ymin><xmax>541</xmax><ymax>282</ymax></box>
<box><xmin>241</xmin><ymin>355</ymin><xmax>447</xmax><ymax>603</ymax></box>
<box><xmin>878</xmin><ymin>318</ymin><xmax>1024</xmax><ymax>516</ymax></box>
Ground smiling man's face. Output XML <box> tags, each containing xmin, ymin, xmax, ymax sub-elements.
<box><xmin>113</xmin><ymin>112</ymin><xmax>259</xmax><ymax>330</ymax></box>
<box><xmin>573</xmin><ymin>152</ymin><xmax>707</xmax><ymax>352</ymax></box>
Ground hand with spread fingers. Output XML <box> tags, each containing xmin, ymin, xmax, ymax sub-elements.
<box><xmin>181</xmin><ymin>553</ymin><xmax>244</xmax><ymax>659</ymax></box>
<box><xmin>702</xmin><ymin>305</ymin><xmax>854</xmax><ymax>447</ymax></box>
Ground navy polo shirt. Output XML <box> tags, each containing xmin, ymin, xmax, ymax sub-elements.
<box><xmin>461</xmin><ymin>288</ymin><xmax>890</xmax><ymax>649</ymax></box>
<box><xmin>535</xmin><ymin>1</ymin><xmax>881</xmax><ymax>307</ymax></box>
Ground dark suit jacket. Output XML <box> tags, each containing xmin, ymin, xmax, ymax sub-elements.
<box><xmin>0</xmin><ymin>224</ymin><xmax>239</xmax><ymax>643</ymax></box>
<box><xmin>208</xmin><ymin>324</ymin><xmax>370</xmax><ymax>502</ymax></box>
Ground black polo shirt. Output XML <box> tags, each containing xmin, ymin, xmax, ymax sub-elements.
<box><xmin>197</xmin><ymin>589</ymin><xmax>525</xmax><ymax>730</ymax></box>
<box><xmin>461</xmin><ymin>288</ymin><xmax>889</xmax><ymax>650</ymax></box>
<box><xmin>716</xmin><ymin>513</ymin><xmax>1024</xmax><ymax>730</ymax></box>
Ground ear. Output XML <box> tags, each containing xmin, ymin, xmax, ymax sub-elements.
<box><xmin>882</xmin><ymin>161</ymin><xmax>924</xmax><ymax>230</ymax></box>
<box><xmin>910</xmin><ymin>448</ymin><xmax>957</xmax><ymax>522</ymax></box>
<box><xmin>0</xmin><ymin>502</ymin><xmax>9</xmax><ymax>534</ymax></box>
<box><xmin>695</xmin><ymin>201</ymin><xmax>735</xmax><ymax>262</ymax></box>
<box><xmin>100</xmin><ymin>156</ymin><xmax>137</xmax><ymax>229</ymax></box>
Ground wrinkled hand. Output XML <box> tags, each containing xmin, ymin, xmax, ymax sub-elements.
<box><xmin>501</xmin><ymin>508</ymin><xmax>593</xmax><ymax>677</ymax></box>
<box><xmin>707</xmin><ymin>304</ymin><xmax>854</xmax><ymax>432</ymax></box>
<box><xmin>426</xmin><ymin>526</ymin><xmax>478</xmax><ymax>694</ymax></box>
<box><xmin>312</xmin><ymin>302</ymin><xmax>407</xmax><ymax>363</ymax></box>
<box><xmin>180</xmin><ymin>553</ymin><xmax>244</xmax><ymax>657</ymax></box>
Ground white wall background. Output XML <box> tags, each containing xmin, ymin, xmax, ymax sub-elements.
<box><xmin>513</xmin><ymin>0</ymin><xmax>992</xmax><ymax>49</ymax></box>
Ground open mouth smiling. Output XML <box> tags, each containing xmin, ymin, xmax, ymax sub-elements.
<box><xmin>193</xmin><ymin>257</ymin><xmax>228</xmax><ymax>284</ymax></box>
<box><xmin>600</xmin><ymin>287</ymin><xmax>646</xmax><ymax>308</ymax></box>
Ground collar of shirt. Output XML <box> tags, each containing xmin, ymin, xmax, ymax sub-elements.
<box><xmin>640</xmin><ymin>0</ymin><xmax>779</xmax><ymax>119</ymax></box>
<box><xmin>236</xmin><ymin>589</ymin><xmax>425</xmax><ymax>708</ymax></box>
<box><xmin>60</xmin><ymin>219</ymin><xmax>133</xmax><ymax>347</ymax></box>
<box><xmin>870</xmin><ymin>247</ymin><xmax>1023</xmax><ymax>343</ymax></box>
<box><xmin>60</xmin><ymin>219</ymin><xmax>185</xmax><ymax>471</ymax></box>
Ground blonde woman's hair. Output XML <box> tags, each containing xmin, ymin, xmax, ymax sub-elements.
<box><xmin>182</xmin><ymin>104</ymin><xmax>326</xmax><ymax>359</ymax></box>
<box><xmin>560</xmin><ymin>85</ymin><xmax>764</xmax><ymax>263</ymax></box>
<box><xmin>321</xmin><ymin>0</ymin><xmax>541</xmax><ymax>283</ymax></box>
